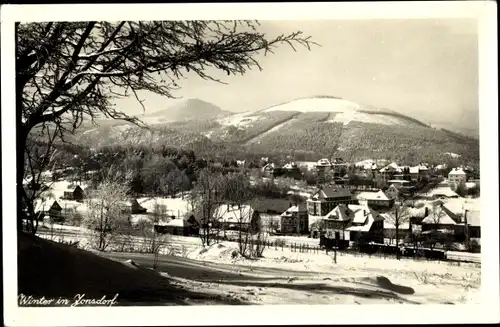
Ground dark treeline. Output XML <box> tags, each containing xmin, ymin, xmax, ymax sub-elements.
<box><xmin>40</xmin><ymin>141</ymin><xmax>296</xmax><ymax>200</ymax></box>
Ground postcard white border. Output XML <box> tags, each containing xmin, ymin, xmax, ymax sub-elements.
<box><xmin>2</xmin><ymin>2</ymin><xmax>498</xmax><ymax>326</ymax></box>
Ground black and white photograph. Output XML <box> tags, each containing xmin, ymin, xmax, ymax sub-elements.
<box><xmin>2</xmin><ymin>2</ymin><xmax>498</xmax><ymax>326</ymax></box>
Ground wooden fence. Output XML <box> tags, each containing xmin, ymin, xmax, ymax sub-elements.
<box><xmin>38</xmin><ymin>229</ymin><xmax>481</xmax><ymax>264</ymax></box>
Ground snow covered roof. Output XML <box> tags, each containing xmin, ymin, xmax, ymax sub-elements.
<box><xmin>408</xmin><ymin>206</ymin><xmax>428</xmax><ymax>218</ymax></box>
<box><xmin>422</xmin><ymin>208</ymin><xmax>457</xmax><ymax>225</ymax></box>
<box><xmin>386</xmin><ymin>184</ymin><xmax>399</xmax><ymax>191</ymax></box>
<box><xmin>310</xmin><ymin>187</ymin><xmax>352</xmax><ymax>200</ymax></box>
<box><xmin>355</xmin><ymin>159</ymin><xmax>374</xmax><ymax>168</ymax></box>
<box><xmin>347</xmin><ymin>206</ymin><xmax>383</xmax><ymax>232</ymax></box>
<box><xmin>465</xmin><ymin>182</ymin><xmax>477</xmax><ymax>189</ymax></box>
<box><xmin>263</xmin><ymin>163</ymin><xmax>276</xmax><ymax>169</ymax></box>
<box><xmin>379</xmin><ymin>162</ymin><xmax>402</xmax><ymax>173</ymax></box>
<box><xmin>118</xmin><ymin>199</ymin><xmax>143</xmax><ymax>207</ymax></box>
<box><xmin>34</xmin><ymin>199</ymin><xmax>61</xmax><ymax>213</ymax></box>
<box><xmin>281</xmin><ymin>205</ymin><xmax>307</xmax><ymax>216</ymax></box>
<box><xmin>137</xmin><ymin>197</ymin><xmax>192</xmax><ymax>217</ymax></box>
<box><xmin>129</xmin><ymin>214</ymin><xmax>153</xmax><ymax>225</ymax></box>
<box><xmin>325</xmin><ymin>204</ymin><xmax>352</xmax><ymax>221</ymax></box>
<box><xmin>356</xmin><ymin>190</ymin><xmax>391</xmax><ymax>201</ymax></box>
<box><xmin>165</xmin><ymin>218</ymin><xmax>189</xmax><ymax>227</ymax></box>
<box><xmin>65</xmin><ymin>184</ymin><xmax>84</xmax><ymax>192</ymax></box>
<box><xmin>449</xmin><ymin>168</ymin><xmax>466</xmax><ymax>176</ymax></box>
<box><xmin>445</xmin><ymin>152</ymin><xmax>461</xmax><ymax>158</ymax></box>
<box><xmin>325</xmin><ymin>204</ymin><xmax>382</xmax><ymax>232</ymax></box>
<box><xmin>381</xmin><ymin>212</ymin><xmax>411</xmax><ymax>230</ymax></box>
<box><xmin>425</xmin><ymin>187</ymin><xmax>459</xmax><ymax>198</ymax></box>
<box><xmin>316</xmin><ymin>158</ymin><xmax>331</xmax><ymax>167</ymax></box>
<box><xmin>283</xmin><ymin>162</ymin><xmax>298</xmax><ymax>169</ymax></box>
<box><xmin>441</xmin><ymin>197</ymin><xmax>481</xmax><ymax>214</ymax></box>
<box><xmin>387</xmin><ymin>180</ymin><xmax>410</xmax><ymax>184</ymax></box>
<box><xmin>295</xmin><ymin>161</ymin><xmax>317</xmax><ymax>167</ymax></box>
<box><xmin>213</xmin><ymin>204</ymin><xmax>254</xmax><ymax>224</ymax></box>
<box><xmin>409</xmin><ymin>166</ymin><xmax>419</xmax><ymax>174</ymax></box>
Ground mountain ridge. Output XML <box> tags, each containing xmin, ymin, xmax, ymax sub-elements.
<box><xmin>143</xmin><ymin>98</ymin><xmax>231</xmax><ymax>123</ymax></box>
<box><xmin>63</xmin><ymin>95</ymin><xmax>479</xmax><ymax>165</ymax></box>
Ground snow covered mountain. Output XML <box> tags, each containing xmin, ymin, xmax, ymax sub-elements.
<box><xmin>68</xmin><ymin>95</ymin><xmax>479</xmax><ymax>164</ymax></box>
<box><xmin>144</xmin><ymin>98</ymin><xmax>230</xmax><ymax>123</ymax></box>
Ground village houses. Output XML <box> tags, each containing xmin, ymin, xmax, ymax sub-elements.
<box><xmin>34</xmin><ymin>199</ymin><xmax>63</xmax><ymax>221</ymax></box>
<box><xmin>356</xmin><ymin>189</ymin><xmax>395</xmax><ymax>210</ymax></box>
<box><xmin>321</xmin><ymin>204</ymin><xmax>385</xmax><ymax>246</ymax></box>
<box><xmin>212</xmin><ymin>203</ymin><xmax>260</xmax><ymax>232</ymax></box>
<box><xmin>280</xmin><ymin>204</ymin><xmax>308</xmax><ymax>235</ymax></box>
<box><xmin>306</xmin><ymin>186</ymin><xmax>357</xmax><ymax>227</ymax></box>
<box><xmin>119</xmin><ymin>199</ymin><xmax>148</xmax><ymax>214</ymax></box>
<box><xmin>448</xmin><ymin>167</ymin><xmax>467</xmax><ymax>186</ymax></box>
<box><xmin>409</xmin><ymin>163</ymin><xmax>430</xmax><ymax>182</ymax></box>
<box><xmin>385</xmin><ymin>184</ymin><xmax>400</xmax><ymax>200</ymax></box>
<box><xmin>63</xmin><ymin>184</ymin><xmax>85</xmax><ymax>201</ymax></box>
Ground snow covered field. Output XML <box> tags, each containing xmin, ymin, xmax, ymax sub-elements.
<box><xmin>38</xmin><ymin>225</ymin><xmax>481</xmax><ymax>305</ymax></box>
<box><xmin>127</xmin><ymin>241</ymin><xmax>480</xmax><ymax>305</ymax></box>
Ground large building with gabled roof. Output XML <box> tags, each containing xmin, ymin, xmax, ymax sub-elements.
<box><xmin>306</xmin><ymin>186</ymin><xmax>357</xmax><ymax>227</ymax></box>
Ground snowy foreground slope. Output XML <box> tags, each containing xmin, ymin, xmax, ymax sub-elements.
<box><xmin>102</xmin><ymin>240</ymin><xmax>480</xmax><ymax>305</ymax></box>
<box><xmin>181</xmin><ymin>242</ymin><xmax>480</xmax><ymax>305</ymax></box>
<box><xmin>35</xmin><ymin>224</ymin><xmax>480</xmax><ymax>305</ymax></box>
<box><xmin>35</xmin><ymin>223</ymin><xmax>481</xmax><ymax>306</ymax></box>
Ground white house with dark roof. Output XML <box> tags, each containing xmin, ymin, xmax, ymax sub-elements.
<box><xmin>280</xmin><ymin>204</ymin><xmax>308</xmax><ymax>234</ymax></box>
<box><xmin>213</xmin><ymin>203</ymin><xmax>259</xmax><ymax>231</ymax></box>
<box><xmin>321</xmin><ymin>204</ymin><xmax>384</xmax><ymax>243</ymax></box>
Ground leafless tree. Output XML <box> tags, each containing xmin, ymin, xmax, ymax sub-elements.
<box><xmin>426</xmin><ymin>200</ymin><xmax>447</xmax><ymax>250</ymax></box>
<box><xmin>16</xmin><ymin>21</ymin><xmax>317</xmax><ymax>231</ymax></box>
<box><xmin>191</xmin><ymin>168</ymin><xmax>225</xmax><ymax>247</ymax></box>
<box><xmin>251</xmin><ymin>214</ymin><xmax>267</xmax><ymax>258</ymax></box>
<box><xmin>221</xmin><ymin>173</ymin><xmax>256</xmax><ymax>256</ymax></box>
<box><xmin>82</xmin><ymin>178</ymin><xmax>129</xmax><ymax>251</ymax></box>
<box><xmin>22</xmin><ymin>125</ymin><xmax>60</xmax><ymax>233</ymax></box>
<box><xmin>385</xmin><ymin>200</ymin><xmax>411</xmax><ymax>260</ymax></box>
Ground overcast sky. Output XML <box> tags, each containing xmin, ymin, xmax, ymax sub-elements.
<box><xmin>118</xmin><ymin>19</ymin><xmax>479</xmax><ymax>129</ymax></box>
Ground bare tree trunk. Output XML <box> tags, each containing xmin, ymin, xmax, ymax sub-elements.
<box><xmin>16</xmin><ymin>22</ymin><xmax>27</xmax><ymax>233</ymax></box>
<box><xmin>17</xmin><ymin>131</ymin><xmax>29</xmax><ymax>232</ymax></box>
<box><xmin>395</xmin><ymin>223</ymin><xmax>400</xmax><ymax>260</ymax></box>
